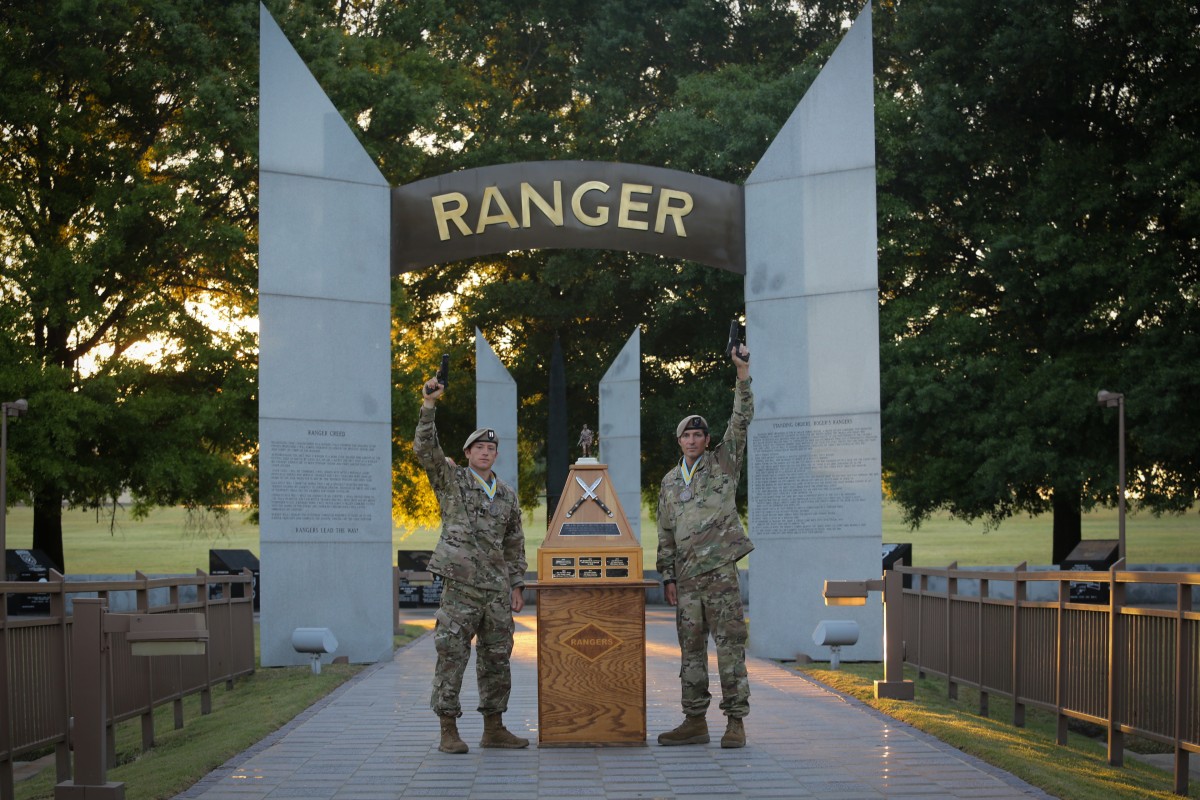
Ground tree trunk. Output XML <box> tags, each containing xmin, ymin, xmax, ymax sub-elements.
<box><xmin>31</xmin><ymin>493</ymin><xmax>65</xmax><ymax>574</ymax></box>
<box><xmin>1051</xmin><ymin>488</ymin><xmax>1082</xmax><ymax>565</ymax></box>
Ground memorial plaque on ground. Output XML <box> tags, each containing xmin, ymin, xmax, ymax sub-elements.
<box><xmin>1061</xmin><ymin>539</ymin><xmax>1119</xmax><ymax>604</ymax></box>
<box><xmin>396</xmin><ymin>550</ymin><xmax>443</xmax><ymax>606</ymax></box>
<box><xmin>209</xmin><ymin>549</ymin><xmax>261</xmax><ymax>611</ymax></box>
<box><xmin>5</xmin><ymin>549</ymin><xmax>56</xmax><ymax>615</ymax></box>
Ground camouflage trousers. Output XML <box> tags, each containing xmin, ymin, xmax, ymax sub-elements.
<box><xmin>674</xmin><ymin>562</ymin><xmax>750</xmax><ymax>718</ymax></box>
<box><xmin>431</xmin><ymin>579</ymin><xmax>515</xmax><ymax>717</ymax></box>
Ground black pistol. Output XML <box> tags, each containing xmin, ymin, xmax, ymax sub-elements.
<box><xmin>425</xmin><ymin>354</ymin><xmax>450</xmax><ymax>395</ymax></box>
<box><xmin>437</xmin><ymin>353</ymin><xmax>450</xmax><ymax>388</ymax></box>
<box><xmin>727</xmin><ymin>320</ymin><xmax>749</xmax><ymax>362</ymax></box>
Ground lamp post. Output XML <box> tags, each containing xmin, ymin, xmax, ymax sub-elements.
<box><xmin>1096</xmin><ymin>390</ymin><xmax>1125</xmax><ymax>563</ymax></box>
<box><xmin>823</xmin><ymin>571</ymin><xmax>914</xmax><ymax>700</ymax></box>
<box><xmin>1</xmin><ymin>398</ymin><xmax>30</xmax><ymax>558</ymax></box>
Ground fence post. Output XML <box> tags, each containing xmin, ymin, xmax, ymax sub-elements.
<box><xmin>55</xmin><ymin>598</ymin><xmax>124</xmax><ymax>798</ymax></box>
<box><xmin>135</xmin><ymin>570</ymin><xmax>155</xmax><ymax>752</ymax></box>
<box><xmin>196</xmin><ymin>570</ymin><xmax>212</xmax><ymax>715</ymax></box>
<box><xmin>978</xmin><ymin>576</ymin><xmax>990</xmax><ymax>717</ymax></box>
<box><xmin>946</xmin><ymin>564</ymin><xmax>958</xmax><ymax>700</ymax></box>
<box><xmin>1107</xmin><ymin>559</ymin><xmax>1126</xmax><ymax>767</ymax></box>
<box><xmin>208</xmin><ymin>569</ymin><xmax>236</xmax><ymax>691</ymax></box>
<box><xmin>1055</xmin><ymin>576</ymin><xmax>1069</xmax><ymax>745</ymax></box>
<box><xmin>168</xmin><ymin>578</ymin><xmax>185</xmax><ymax>731</ymax></box>
<box><xmin>1174</xmin><ymin>581</ymin><xmax>1193</xmax><ymax>795</ymax></box>
<box><xmin>50</xmin><ymin>571</ymin><xmax>70</xmax><ymax>783</ymax></box>
<box><xmin>916</xmin><ymin>571</ymin><xmax>928</xmax><ymax>679</ymax></box>
<box><xmin>1</xmin><ymin>578</ymin><xmax>11</xmax><ymax>800</ymax></box>
<box><xmin>1011</xmin><ymin>562</ymin><xmax>1026</xmax><ymax>728</ymax></box>
<box><xmin>874</xmin><ymin>569</ymin><xmax>915</xmax><ymax>700</ymax></box>
<box><xmin>223</xmin><ymin>571</ymin><xmax>236</xmax><ymax>691</ymax></box>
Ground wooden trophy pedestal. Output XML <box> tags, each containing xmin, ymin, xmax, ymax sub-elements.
<box><xmin>531</xmin><ymin>460</ymin><xmax>655</xmax><ymax>746</ymax></box>
<box><xmin>532</xmin><ymin>581</ymin><xmax>655</xmax><ymax>746</ymax></box>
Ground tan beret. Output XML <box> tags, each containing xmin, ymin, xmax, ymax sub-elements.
<box><xmin>675</xmin><ymin>415</ymin><xmax>709</xmax><ymax>438</ymax></box>
<box><xmin>463</xmin><ymin>428</ymin><xmax>498</xmax><ymax>450</ymax></box>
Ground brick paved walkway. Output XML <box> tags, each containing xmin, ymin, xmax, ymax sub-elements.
<box><xmin>176</xmin><ymin>608</ymin><xmax>1052</xmax><ymax>799</ymax></box>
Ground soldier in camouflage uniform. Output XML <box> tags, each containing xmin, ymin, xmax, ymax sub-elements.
<box><xmin>656</xmin><ymin>342</ymin><xmax>753</xmax><ymax>749</ymax></box>
<box><xmin>414</xmin><ymin>376</ymin><xmax>529</xmax><ymax>754</ymax></box>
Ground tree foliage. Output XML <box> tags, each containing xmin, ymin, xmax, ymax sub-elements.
<box><xmin>270</xmin><ymin>0</ymin><xmax>860</xmax><ymax>522</ymax></box>
<box><xmin>876</xmin><ymin>0</ymin><xmax>1200</xmax><ymax>559</ymax></box>
<box><xmin>0</xmin><ymin>1</ymin><xmax>259</xmax><ymax>569</ymax></box>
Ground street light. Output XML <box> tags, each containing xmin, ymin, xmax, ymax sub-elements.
<box><xmin>1096</xmin><ymin>390</ymin><xmax>1125</xmax><ymax>563</ymax></box>
<box><xmin>1</xmin><ymin>398</ymin><xmax>30</xmax><ymax>558</ymax></box>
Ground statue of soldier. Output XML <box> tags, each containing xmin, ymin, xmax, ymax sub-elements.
<box><xmin>577</xmin><ymin>423</ymin><xmax>595</xmax><ymax>458</ymax></box>
<box><xmin>655</xmin><ymin>341</ymin><xmax>753</xmax><ymax>749</ymax></box>
<box><xmin>413</xmin><ymin>375</ymin><xmax>530</xmax><ymax>754</ymax></box>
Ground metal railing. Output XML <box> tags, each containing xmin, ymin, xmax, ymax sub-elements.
<box><xmin>896</xmin><ymin>562</ymin><xmax>1199</xmax><ymax>795</ymax></box>
<box><xmin>0</xmin><ymin>570</ymin><xmax>255</xmax><ymax>800</ymax></box>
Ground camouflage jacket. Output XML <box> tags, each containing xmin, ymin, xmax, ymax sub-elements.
<box><xmin>413</xmin><ymin>407</ymin><xmax>527</xmax><ymax>592</ymax></box>
<box><xmin>656</xmin><ymin>377</ymin><xmax>754</xmax><ymax>583</ymax></box>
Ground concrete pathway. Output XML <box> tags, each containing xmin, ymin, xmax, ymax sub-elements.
<box><xmin>176</xmin><ymin>608</ymin><xmax>1053</xmax><ymax>799</ymax></box>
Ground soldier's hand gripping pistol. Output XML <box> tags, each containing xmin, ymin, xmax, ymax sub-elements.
<box><xmin>424</xmin><ymin>354</ymin><xmax>450</xmax><ymax>395</ymax></box>
<box><xmin>727</xmin><ymin>320</ymin><xmax>749</xmax><ymax>362</ymax></box>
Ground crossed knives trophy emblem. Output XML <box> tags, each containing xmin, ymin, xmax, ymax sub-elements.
<box><xmin>564</xmin><ymin>475</ymin><xmax>614</xmax><ymax>518</ymax></box>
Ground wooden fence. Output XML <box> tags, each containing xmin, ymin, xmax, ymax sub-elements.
<box><xmin>896</xmin><ymin>562</ymin><xmax>1199</xmax><ymax>795</ymax></box>
<box><xmin>0</xmin><ymin>570</ymin><xmax>255</xmax><ymax>800</ymax></box>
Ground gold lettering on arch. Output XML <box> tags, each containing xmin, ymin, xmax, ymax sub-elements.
<box><xmin>475</xmin><ymin>186</ymin><xmax>519</xmax><ymax>233</ymax></box>
<box><xmin>571</xmin><ymin>181</ymin><xmax>610</xmax><ymax>227</ymax></box>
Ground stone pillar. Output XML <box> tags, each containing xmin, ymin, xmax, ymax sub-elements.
<box><xmin>599</xmin><ymin>328</ymin><xmax>642</xmax><ymax>541</ymax></box>
<box><xmin>258</xmin><ymin>6</ymin><xmax>393</xmax><ymax>666</ymax></box>
<box><xmin>744</xmin><ymin>6</ymin><xmax>883</xmax><ymax>660</ymax></box>
<box><xmin>476</xmin><ymin>329</ymin><xmax>519</xmax><ymax>495</ymax></box>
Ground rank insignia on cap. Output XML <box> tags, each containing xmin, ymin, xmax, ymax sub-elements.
<box><xmin>463</xmin><ymin>428</ymin><xmax>498</xmax><ymax>449</ymax></box>
<box><xmin>675</xmin><ymin>415</ymin><xmax>709</xmax><ymax>438</ymax></box>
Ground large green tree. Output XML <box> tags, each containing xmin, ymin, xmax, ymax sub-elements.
<box><xmin>0</xmin><ymin>1</ymin><xmax>259</xmax><ymax>570</ymax></box>
<box><xmin>876</xmin><ymin>0</ymin><xmax>1200</xmax><ymax>561</ymax></box>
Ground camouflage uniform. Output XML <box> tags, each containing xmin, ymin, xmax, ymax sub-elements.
<box><xmin>656</xmin><ymin>377</ymin><xmax>754</xmax><ymax>719</ymax></box>
<box><xmin>414</xmin><ymin>407</ymin><xmax>527</xmax><ymax>717</ymax></box>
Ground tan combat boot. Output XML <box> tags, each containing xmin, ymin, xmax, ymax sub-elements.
<box><xmin>657</xmin><ymin>715</ymin><xmax>710</xmax><ymax>745</ymax></box>
<box><xmin>438</xmin><ymin>714</ymin><xmax>469</xmax><ymax>754</ymax></box>
<box><xmin>480</xmin><ymin>713</ymin><xmax>530</xmax><ymax>748</ymax></box>
<box><xmin>720</xmin><ymin>716</ymin><xmax>746</xmax><ymax>748</ymax></box>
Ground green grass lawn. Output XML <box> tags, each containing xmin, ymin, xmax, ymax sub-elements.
<box><xmin>881</xmin><ymin>501</ymin><xmax>1200</xmax><ymax>567</ymax></box>
<box><xmin>5</xmin><ymin>499</ymin><xmax>1197</xmax><ymax>575</ymax></box>
<box><xmin>796</xmin><ymin>662</ymin><xmax>1200</xmax><ymax>800</ymax></box>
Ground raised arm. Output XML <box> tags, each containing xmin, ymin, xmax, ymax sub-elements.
<box><xmin>413</xmin><ymin>378</ymin><xmax>453</xmax><ymax>488</ymax></box>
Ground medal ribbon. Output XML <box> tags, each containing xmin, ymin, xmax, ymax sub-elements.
<box><xmin>470</xmin><ymin>468</ymin><xmax>497</xmax><ymax>500</ymax></box>
<box><xmin>680</xmin><ymin>455</ymin><xmax>701</xmax><ymax>487</ymax></box>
